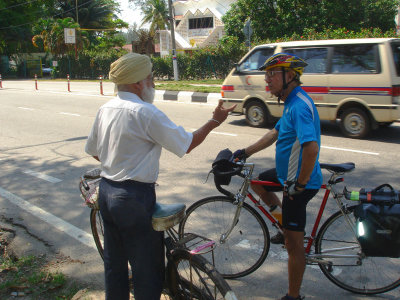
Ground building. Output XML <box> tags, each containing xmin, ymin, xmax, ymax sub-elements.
<box><xmin>158</xmin><ymin>0</ymin><xmax>236</xmax><ymax>56</ymax></box>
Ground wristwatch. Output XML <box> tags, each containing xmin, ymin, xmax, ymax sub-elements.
<box><xmin>295</xmin><ymin>180</ymin><xmax>306</xmax><ymax>190</ymax></box>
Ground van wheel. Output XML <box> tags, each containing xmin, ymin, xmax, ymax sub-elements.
<box><xmin>339</xmin><ymin>108</ymin><xmax>370</xmax><ymax>138</ymax></box>
<box><xmin>246</xmin><ymin>101</ymin><xmax>268</xmax><ymax>127</ymax></box>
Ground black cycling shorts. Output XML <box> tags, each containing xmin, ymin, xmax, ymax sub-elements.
<box><xmin>282</xmin><ymin>189</ymin><xmax>318</xmax><ymax>232</ymax></box>
<box><xmin>258</xmin><ymin>168</ymin><xmax>318</xmax><ymax>232</ymax></box>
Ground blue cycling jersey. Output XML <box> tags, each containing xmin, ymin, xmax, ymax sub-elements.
<box><xmin>274</xmin><ymin>86</ymin><xmax>322</xmax><ymax>189</ymax></box>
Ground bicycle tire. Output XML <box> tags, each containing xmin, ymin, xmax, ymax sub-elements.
<box><xmin>90</xmin><ymin>208</ymin><xmax>104</xmax><ymax>260</ymax></box>
<box><xmin>167</xmin><ymin>248</ymin><xmax>237</xmax><ymax>300</ymax></box>
<box><xmin>315</xmin><ymin>205</ymin><xmax>400</xmax><ymax>295</ymax></box>
<box><xmin>178</xmin><ymin>196</ymin><xmax>270</xmax><ymax>279</ymax></box>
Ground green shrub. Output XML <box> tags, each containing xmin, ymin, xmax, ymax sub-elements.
<box><xmin>151</xmin><ymin>36</ymin><xmax>247</xmax><ymax>80</ymax></box>
<box><xmin>57</xmin><ymin>48</ymin><xmax>127</xmax><ymax>79</ymax></box>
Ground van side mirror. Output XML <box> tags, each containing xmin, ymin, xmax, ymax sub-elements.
<box><xmin>234</xmin><ymin>63</ymin><xmax>242</xmax><ymax>74</ymax></box>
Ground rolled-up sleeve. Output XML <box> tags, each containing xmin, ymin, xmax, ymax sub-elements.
<box><xmin>85</xmin><ymin>113</ymin><xmax>100</xmax><ymax>157</ymax></box>
<box><xmin>147</xmin><ymin>109</ymin><xmax>193</xmax><ymax>157</ymax></box>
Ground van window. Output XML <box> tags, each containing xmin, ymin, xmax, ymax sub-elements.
<box><xmin>390</xmin><ymin>41</ymin><xmax>400</xmax><ymax>76</ymax></box>
<box><xmin>281</xmin><ymin>47</ymin><xmax>328</xmax><ymax>74</ymax></box>
<box><xmin>238</xmin><ymin>48</ymin><xmax>275</xmax><ymax>72</ymax></box>
<box><xmin>331</xmin><ymin>44</ymin><xmax>379</xmax><ymax>74</ymax></box>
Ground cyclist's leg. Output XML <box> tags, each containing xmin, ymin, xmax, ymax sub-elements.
<box><xmin>252</xmin><ymin>168</ymin><xmax>283</xmax><ymax>207</ymax></box>
<box><xmin>284</xmin><ymin>230</ymin><xmax>305</xmax><ymax>298</ymax></box>
<box><xmin>282</xmin><ymin>189</ymin><xmax>318</xmax><ymax>299</ymax></box>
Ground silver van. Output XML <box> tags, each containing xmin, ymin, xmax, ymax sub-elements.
<box><xmin>221</xmin><ymin>38</ymin><xmax>400</xmax><ymax>138</ymax></box>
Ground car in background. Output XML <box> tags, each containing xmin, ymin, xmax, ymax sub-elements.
<box><xmin>42</xmin><ymin>64</ymin><xmax>52</xmax><ymax>76</ymax></box>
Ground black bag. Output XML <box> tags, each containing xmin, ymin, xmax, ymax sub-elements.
<box><xmin>211</xmin><ymin>149</ymin><xmax>235</xmax><ymax>186</ymax></box>
<box><xmin>354</xmin><ymin>184</ymin><xmax>400</xmax><ymax>258</ymax></box>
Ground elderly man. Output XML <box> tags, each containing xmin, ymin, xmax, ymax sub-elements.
<box><xmin>233</xmin><ymin>53</ymin><xmax>322</xmax><ymax>300</ymax></box>
<box><xmin>85</xmin><ymin>53</ymin><xmax>235</xmax><ymax>300</ymax></box>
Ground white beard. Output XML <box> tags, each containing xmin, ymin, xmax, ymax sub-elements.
<box><xmin>141</xmin><ymin>87</ymin><xmax>155</xmax><ymax>104</ymax></box>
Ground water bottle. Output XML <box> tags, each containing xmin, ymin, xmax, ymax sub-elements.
<box><xmin>270</xmin><ymin>205</ymin><xmax>282</xmax><ymax>224</ymax></box>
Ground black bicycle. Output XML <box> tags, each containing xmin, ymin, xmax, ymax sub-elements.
<box><xmin>80</xmin><ymin>168</ymin><xmax>238</xmax><ymax>300</ymax></box>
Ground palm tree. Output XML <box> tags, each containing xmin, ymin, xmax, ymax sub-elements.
<box><xmin>133</xmin><ymin>28</ymin><xmax>155</xmax><ymax>54</ymax></box>
<box><xmin>55</xmin><ymin>0</ymin><xmax>118</xmax><ymax>29</ymax></box>
<box><xmin>140</xmin><ymin>0</ymin><xmax>169</xmax><ymax>35</ymax></box>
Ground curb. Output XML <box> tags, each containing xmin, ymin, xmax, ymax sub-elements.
<box><xmin>155</xmin><ymin>90</ymin><xmax>221</xmax><ymax>105</ymax></box>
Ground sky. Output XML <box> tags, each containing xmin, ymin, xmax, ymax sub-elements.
<box><xmin>117</xmin><ymin>0</ymin><xmax>148</xmax><ymax>29</ymax></box>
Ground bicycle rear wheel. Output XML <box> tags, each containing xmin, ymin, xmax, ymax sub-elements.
<box><xmin>315</xmin><ymin>205</ymin><xmax>400</xmax><ymax>294</ymax></box>
<box><xmin>167</xmin><ymin>248</ymin><xmax>237</xmax><ymax>300</ymax></box>
<box><xmin>178</xmin><ymin>196</ymin><xmax>270</xmax><ymax>279</ymax></box>
<box><xmin>90</xmin><ymin>208</ymin><xmax>104</xmax><ymax>260</ymax></box>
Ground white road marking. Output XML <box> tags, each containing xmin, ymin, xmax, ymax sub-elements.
<box><xmin>321</xmin><ymin>145</ymin><xmax>379</xmax><ymax>156</ymax></box>
<box><xmin>23</xmin><ymin>169</ymin><xmax>62</xmax><ymax>183</ymax></box>
<box><xmin>0</xmin><ymin>187</ymin><xmax>97</xmax><ymax>250</ymax></box>
<box><xmin>18</xmin><ymin>107</ymin><xmax>34</xmax><ymax>110</ymax></box>
<box><xmin>59</xmin><ymin>112</ymin><xmax>80</xmax><ymax>117</ymax></box>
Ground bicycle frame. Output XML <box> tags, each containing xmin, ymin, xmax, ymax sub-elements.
<box><xmin>220</xmin><ymin>162</ymin><xmax>362</xmax><ymax>264</ymax></box>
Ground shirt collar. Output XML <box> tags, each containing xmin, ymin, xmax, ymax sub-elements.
<box><xmin>117</xmin><ymin>91</ymin><xmax>144</xmax><ymax>103</ymax></box>
<box><xmin>284</xmin><ymin>86</ymin><xmax>302</xmax><ymax>106</ymax></box>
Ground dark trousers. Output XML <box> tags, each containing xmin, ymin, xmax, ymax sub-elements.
<box><xmin>98</xmin><ymin>178</ymin><xmax>164</xmax><ymax>300</ymax></box>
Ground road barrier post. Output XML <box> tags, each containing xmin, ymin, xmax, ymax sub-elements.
<box><xmin>0</xmin><ymin>74</ymin><xmax>2</xmax><ymax>88</ymax></box>
<box><xmin>99</xmin><ymin>75</ymin><xmax>103</xmax><ymax>95</ymax></box>
<box><xmin>35</xmin><ymin>74</ymin><xmax>38</xmax><ymax>90</ymax></box>
<box><xmin>67</xmin><ymin>74</ymin><xmax>70</xmax><ymax>92</ymax></box>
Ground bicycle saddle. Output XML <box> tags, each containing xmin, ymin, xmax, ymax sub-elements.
<box><xmin>320</xmin><ymin>162</ymin><xmax>355</xmax><ymax>173</ymax></box>
<box><xmin>83</xmin><ymin>168</ymin><xmax>101</xmax><ymax>179</ymax></box>
<box><xmin>152</xmin><ymin>203</ymin><xmax>186</xmax><ymax>232</ymax></box>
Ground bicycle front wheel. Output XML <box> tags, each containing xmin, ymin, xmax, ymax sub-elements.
<box><xmin>315</xmin><ymin>205</ymin><xmax>400</xmax><ymax>294</ymax></box>
<box><xmin>167</xmin><ymin>248</ymin><xmax>237</xmax><ymax>300</ymax></box>
<box><xmin>90</xmin><ymin>208</ymin><xmax>104</xmax><ymax>260</ymax></box>
<box><xmin>178</xmin><ymin>196</ymin><xmax>270</xmax><ymax>278</ymax></box>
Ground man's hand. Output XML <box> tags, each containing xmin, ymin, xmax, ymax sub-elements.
<box><xmin>233</xmin><ymin>149</ymin><xmax>248</xmax><ymax>160</ymax></box>
<box><xmin>285</xmin><ymin>181</ymin><xmax>305</xmax><ymax>199</ymax></box>
<box><xmin>212</xmin><ymin>100</ymin><xmax>236</xmax><ymax>125</ymax></box>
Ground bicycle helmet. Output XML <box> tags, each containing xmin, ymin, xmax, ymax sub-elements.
<box><xmin>259</xmin><ymin>53</ymin><xmax>308</xmax><ymax>75</ymax></box>
<box><xmin>259</xmin><ymin>53</ymin><xmax>308</xmax><ymax>103</ymax></box>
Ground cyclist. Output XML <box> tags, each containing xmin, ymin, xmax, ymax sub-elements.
<box><xmin>85</xmin><ymin>53</ymin><xmax>235</xmax><ymax>300</ymax></box>
<box><xmin>233</xmin><ymin>53</ymin><xmax>322</xmax><ymax>300</ymax></box>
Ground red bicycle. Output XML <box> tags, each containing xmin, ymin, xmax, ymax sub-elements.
<box><xmin>178</xmin><ymin>158</ymin><xmax>400</xmax><ymax>295</ymax></box>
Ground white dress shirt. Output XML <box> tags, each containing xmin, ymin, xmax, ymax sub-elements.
<box><xmin>85</xmin><ymin>91</ymin><xmax>193</xmax><ymax>182</ymax></box>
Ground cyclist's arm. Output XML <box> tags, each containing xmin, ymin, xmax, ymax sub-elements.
<box><xmin>245</xmin><ymin>128</ymin><xmax>278</xmax><ymax>157</ymax></box>
<box><xmin>297</xmin><ymin>141</ymin><xmax>319</xmax><ymax>187</ymax></box>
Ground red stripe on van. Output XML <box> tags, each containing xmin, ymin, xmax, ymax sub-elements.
<box><xmin>390</xmin><ymin>85</ymin><xmax>400</xmax><ymax>96</ymax></box>
<box><xmin>329</xmin><ymin>86</ymin><xmax>391</xmax><ymax>92</ymax></box>
<box><xmin>265</xmin><ymin>86</ymin><xmax>392</xmax><ymax>95</ymax></box>
<box><xmin>303</xmin><ymin>86</ymin><xmax>329</xmax><ymax>94</ymax></box>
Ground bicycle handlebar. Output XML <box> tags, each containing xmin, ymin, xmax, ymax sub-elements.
<box><xmin>212</xmin><ymin>158</ymin><xmax>246</xmax><ymax>198</ymax></box>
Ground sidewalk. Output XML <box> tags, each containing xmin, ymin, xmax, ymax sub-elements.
<box><xmin>0</xmin><ymin>79</ymin><xmax>221</xmax><ymax>105</ymax></box>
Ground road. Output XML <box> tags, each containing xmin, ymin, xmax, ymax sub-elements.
<box><xmin>1</xmin><ymin>83</ymin><xmax>399</xmax><ymax>300</ymax></box>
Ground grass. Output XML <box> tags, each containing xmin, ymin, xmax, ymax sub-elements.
<box><xmin>0</xmin><ymin>254</ymin><xmax>81</xmax><ymax>299</ymax></box>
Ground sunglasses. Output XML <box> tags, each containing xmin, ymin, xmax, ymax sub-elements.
<box><xmin>265</xmin><ymin>70</ymin><xmax>283</xmax><ymax>78</ymax></box>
